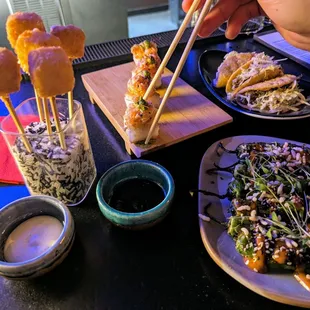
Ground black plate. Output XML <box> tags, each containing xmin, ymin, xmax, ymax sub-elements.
<box><xmin>198</xmin><ymin>49</ymin><xmax>310</xmax><ymax>120</ymax></box>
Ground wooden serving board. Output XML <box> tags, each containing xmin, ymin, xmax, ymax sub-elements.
<box><xmin>82</xmin><ymin>62</ymin><xmax>233</xmax><ymax>157</ymax></box>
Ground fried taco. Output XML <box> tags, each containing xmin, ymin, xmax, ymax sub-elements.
<box><xmin>234</xmin><ymin>74</ymin><xmax>310</xmax><ymax>114</ymax></box>
<box><xmin>226</xmin><ymin>52</ymin><xmax>284</xmax><ymax>98</ymax></box>
<box><xmin>213</xmin><ymin>51</ymin><xmax>255</xmax><ymax>88</ymax></box>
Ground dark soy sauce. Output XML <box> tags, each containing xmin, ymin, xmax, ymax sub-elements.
<box><xmin>109</xmin><ymin>179</ymin><xmax>165</xmax><ymax>213</ymax></box>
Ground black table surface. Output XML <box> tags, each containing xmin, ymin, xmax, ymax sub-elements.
<box><xmin>1</xmin><ymin>35</ymin><xmax>310</xmax><ymax>310</ymax></box>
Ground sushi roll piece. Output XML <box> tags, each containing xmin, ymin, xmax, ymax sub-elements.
<box><xmin>6</xmin><ymin>12</ymin><xmax>46</xmax><ymax>49</ymax></box>
<box><xmin>15</xmin><ymin>28</ymin><xmax>61</xmax><ymax>74</ymax></box>
<box><xmin>28</xmin><ymin>46</ymin><xmax>75</xmax><ymax>98</ymax></box>
<box><xmin>124</xmin><ymin>98</ymin><xmax>159</xmax><ymax>144</ymax></box>
<box><xmin>50</xmin><ymin>24</ymin><xmax>86</xmax><ymax>59</ymax></box>
<box><xmin>132</xmin><ymin>54</ymin><xmax>162</xmax><ymax>88</ymax></box>
<box><xmin>131</xmin><ymin>40</ymin><xmax>158</xmax><ymax>66</ymax></box>
<box><xmin>125</xmin><ymin>70</ymin><xmax>160</xmax><ymax>108</ymax></box>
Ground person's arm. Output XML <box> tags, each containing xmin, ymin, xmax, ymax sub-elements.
<box><xmin>182</xmin><ymin>0</ymin><xmax>310</xmax><ymax>51</ymax></box>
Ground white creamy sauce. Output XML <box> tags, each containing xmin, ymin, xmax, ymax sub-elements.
<box><xmin>4</xmin><ymin>215</ymin><xmax>63</xmax><ymax>263</ymax></box>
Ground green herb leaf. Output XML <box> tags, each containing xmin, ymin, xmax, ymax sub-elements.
<box><xmin>271</xmin><ymin>212</ymin><xmax>278</xmax><ymax>222</ymax></box>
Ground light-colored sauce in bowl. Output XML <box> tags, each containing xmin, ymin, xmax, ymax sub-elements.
<box><xmin>4</xmin><ymin>215</ymin><xmax>63</xmax><ymax>263</ymax></box>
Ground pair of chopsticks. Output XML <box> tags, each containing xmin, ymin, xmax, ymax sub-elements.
<box><xmin>144</xmin><ymin>0</ymin><xmax>213</xmax><ymax>145</ymax></box>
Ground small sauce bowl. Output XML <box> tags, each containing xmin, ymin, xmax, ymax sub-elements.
<box><xmin>0</xmin><ymin>196</ymin><xmax>75</xmax><ymax>280</ymax></box>
<box><xmin>96</xmin><ymin>160</ymin><xmax>175</xmax><ymax>230</ymax></box>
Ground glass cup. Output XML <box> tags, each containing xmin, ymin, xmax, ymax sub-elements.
<box><xmin>0</xmin><ymin>97</ymin><xmax>97</xmax><ymax>206</ymax></box>
<box><xmin>219</xmin><ymin>16</ymin><xmax>265</xmax><ymax>35</ymax></box>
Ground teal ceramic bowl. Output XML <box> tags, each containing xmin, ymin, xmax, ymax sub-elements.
<box><xmin>96</xmin><ymin>160</ymin><xmax>175</xmax><ymax>230</ymax></box>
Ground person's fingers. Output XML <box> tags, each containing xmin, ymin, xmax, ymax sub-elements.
<box><xmin>182</xmin><ymin>0</ymin><xmax>204</xmax><ymax>13</ymax></box>
<box><xmin>258</xmin><ymin>0</ymin><xmax>310</xmax><ymax>34</ymax></box>
<box><xmin>274</xmin><ymin>24</ymin><xmax>310</xmax><ymax>51</ymax></box>
<box><xmin>225</xmin><ymin>0</ymin><xmax>264</xmax><ymax>39</ymax></box>
<box><xmin>197</xmin><ymin>0</ymin><xmax>252</xmax><ymax>37</ymax></box>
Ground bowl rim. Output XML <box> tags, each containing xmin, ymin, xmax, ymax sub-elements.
<box><xmin>0</xmin><ymin>195</ymin><xmax>74</xmax><ymax>269</ymax></box>
<box><xmin>96</xmin><ymin>159</ymin><xmax>175</xmax><ymax>218</ymax></box>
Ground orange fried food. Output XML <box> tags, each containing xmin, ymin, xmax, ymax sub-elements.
<box><xmin>50</xmin><ymin>25</ymin><xmax>85</xmax><ymax>59</ymax></box>
<box><xmin>15</xmin><ymin>29</ymin><xmax>61</xmax><ymax>74</ymax></box>
<box><xmin>28</xmin><ymin>46</ymin><xmax>75</xmax><ymax>98</ymax></box>
<box><xmin>214</xmin><ymin>51</ymin><xmax>254</xmax><ymax>88</ymax></box>
<box><xmin>6</xmin><ymin>12</ymin><xmax>45</xmax><ymax>49</ymax></box>
<box><xmin>0</xmin><ymin>47</ymin><xmax>21</xmax><ymax>96</ymax></box>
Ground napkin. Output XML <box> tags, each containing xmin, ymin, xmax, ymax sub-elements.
<box><xmin>0</xmin><ymin>115</ymin><xmax>40</xmax><ymax>185</ymax></box>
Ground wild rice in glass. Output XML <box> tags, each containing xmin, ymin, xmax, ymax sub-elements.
<box><xmin>0</xmin><ymin>97</ymin><xmax>96</xmax><ymax>206</ymax></box>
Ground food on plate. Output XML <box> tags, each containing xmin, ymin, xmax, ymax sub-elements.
<box><xmin>50</xmin><ymin>24</ymin><xmax>85</xmax><ymax>59</ymax></box>
<box><xmin>28</xmin><ymin>46</ymin><xmax>75</xmax><ymax>98</ymax></box>
<box><xmin>125</xmin><ymin>70</ymin><xmax>160</xmax><ymax>108</ymax></box>
<box><xmin>234</xmin><ymin>74</ymin><xmax>310</xmax><ymax>114</ymax></box>
<box><xmin>131</xmin><ymin>40</ymin><xmax>158</xmax><ymax>65</ymax></box>
<box><xmin>214</xmin><ymin>51</ymin><xmax>255</xmax><ymax>88</ymax></box>
<box><xmin>15</xmin><ymin>29</ymin><xmax>61</xmax><ymax>74</ymax></box>
<box><xmin>0</xmin><ymin>47</ymin><xmax>21</xmax><ymax>96</ymax></box>
<box><xmin>124</xmin><ymin>98</ymin><xmax>159</xmax><ymax>143</ymax></box>
<box><xmin>225</xmin><ymin>52</ymin><xmax>284</xmax><ymax>98</ymax></box>
<box><xmin>201</xmin><ymin>141</ymin><xmax>310</xmax><ymax>291</ymax></box>
<box><xmin>133</xmin><ymin>54</ymin><xmax>162</xmax><ymax>88</ymax></box>
<box><xmin>6</xmin><ymin>12</ymin><xmax>46</xmax><ymax>49</ymax></box>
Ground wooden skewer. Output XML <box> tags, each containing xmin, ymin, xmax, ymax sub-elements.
<box><xmin>1</xmin><ymin>96</ymin><xmax>32</xmax><ymax>153</ymax></box>
<box><xmin>68</xmin><ymin>90</ymin><xmax>74</xmax><ymax>119</ymax></box>
<box><xmin>68</xmin><ymin>60</ymin><xmax>74</xmax><ymax>119</ymax></box>
<box><xmin>34</xmin><ymin>88</ymin><xmax>44</xmax><ymax>122</ymax></box>
<box><xmin>143</xmin><ymin>0</ymin><xmax>201</xmax><ymax>101</ymax></box>
<box><xmin>49</xmin><ymin>97</ymin><xmax>66</xmax><ymax>150</ymax></box>
<box><xmin>145</xmin><ymin>0</ymin><xmax>213</xmax><ymax>145</ymax></box>
<box><xmin>42</xmin><ymin>98</ymin><xmax>52</xmax><ymax>136</ymax></box>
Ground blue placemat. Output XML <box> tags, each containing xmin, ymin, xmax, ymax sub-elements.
<box><xmin>0</xmin><ymin>185</ymin><xmax>29</xmax><ymax>209</ymax></box>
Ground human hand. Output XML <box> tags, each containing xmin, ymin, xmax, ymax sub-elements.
<box><xmin>182</xmin><ymin>0</ymin><xmax>310</xmax><ymax>51</ymax></box>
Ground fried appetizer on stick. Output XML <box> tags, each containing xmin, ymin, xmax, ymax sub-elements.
<box><xmin>6</xmin><ymin>12</ymin><xmax>45</xmax><ymax>49</ymax></box>
<box><xmin>15</xmin><ymin>28</ymin><xmax>61</xmax><ymax>74</ymax></box>
<box><xmin>28</xmin><ymin>46</ymin><xmax>75</xmax><ymax>98</ymax></box>
<box><xmin>50</xmin><ymin>24</ymin><xmax>86</xmax><ymax>59</ymax></box>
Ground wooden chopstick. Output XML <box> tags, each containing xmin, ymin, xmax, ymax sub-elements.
<box><xmin>143</xmin><ymin>0</ymin><xmax>201</xmax><ymax>101</ymax></box>
<box><xmin>145</xmin><ymin>0</ymin><xmax>213</xmax><ymax>145</ymax></box>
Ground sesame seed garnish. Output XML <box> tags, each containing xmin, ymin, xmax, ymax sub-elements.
<box><xmin>273</xmin><ymin>255</ymin><xmax>279</xmax><ymax>259</ymax></box>
<box><xmin>285</xmin><ymin>239</ymin><xmax>293</xmax><ymax>249</ymax></box>
<box><xmin>253</xmin><ymin>268</ymin><xmax>258</xmax><ymax>273</ymax></box>
<box><xmin>237</xmin><ymin>205</ymin><xmax>251</xmax><ymax>211</ymax></box>
<box><xmin>241</xmin><ymin>227</ymin><xmax>249</xmax><ymax>236</ymax></box>
<box><xmin>287</xmin><ymin>262</ymin><xmax>292</xmax><ymax>265</ymax></box>
<box><xmin>198</xmin><ymin>214</ymin><xmax>211</xmax><ymax>222</ymax></box>
<box><xmin>291</xmin><ymin>240</ymin><xmax>298</xmax><ymax>248</ymax></box>
<box><xmin>306</xmin><ymin>274</ymin><xmax>310</xmax><ymax>280</ymax></box>
<box><xmin>245</xmin><ymin>260</ymin><xmax>249</xmax><ymax>265</ymax></box>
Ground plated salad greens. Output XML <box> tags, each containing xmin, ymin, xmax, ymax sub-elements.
<box><xmin>199</xmin><ymin>141</ymin><xmax>310</xmax><ymax>292</ymax></box>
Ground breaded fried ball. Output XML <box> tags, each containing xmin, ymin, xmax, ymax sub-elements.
<box><xmin>50</xmin><ymin>25</ymin><xmax>85</xmax><ymax>59</ymax></box>
<box><xmin>0</xmin><ymin>47</ymin><xmax>21</xmax><ymax>97</ymax></box>
<box><xmin>15</xmin><ymin>28</ymin><xmax>61</xmax><ymax>74</ymax></box>
<box><xmin>6</xmin><ymin>12</ymin><xmax>45</xmax><ymax>49</ymax></box>
<box><xmin>28</xmin><ymin>46</ymin><xmax>75</xmax><ymax>98</ymax></box>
